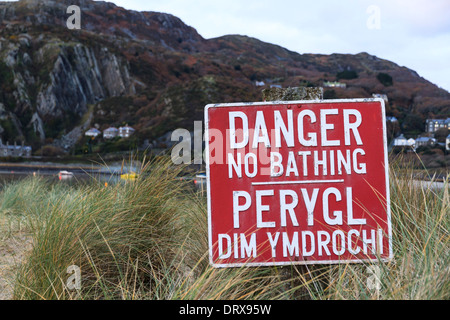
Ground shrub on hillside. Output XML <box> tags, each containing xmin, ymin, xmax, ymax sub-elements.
<box><xmin>336</xmin><ymin>70</ymin><xmax>358</xmax><ymax>80</ymax></box>
<box><xmin>377</xmin><ymin>72</ymin><xmax>393</xmax><ymax>86</ymax></box>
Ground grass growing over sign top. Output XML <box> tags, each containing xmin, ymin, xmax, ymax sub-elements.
<box><xmin>0</xmin><ymin>157</ymin><xmax>448</xmax><ymax>300</ymax></box>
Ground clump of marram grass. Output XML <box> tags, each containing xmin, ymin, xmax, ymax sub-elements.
<box><xmin>0</xmin><ymin>177</ymin><xmax>73</xmax><ymax>238</ymax></box>
<box><xmin>10</xmin><ymin>165</ymin><xmax>292</xmax><ymax>300</ymax></box>
<box><xmin>0</xmin><ymin>176</ymin><xmax>49</xmax><ymax>217</ymax></box>
<box><xmin>13</xmin><ymin>157</ymin><xmax>190</xmax><ymax>299</ymax></box>
<box><xmin>139</xmin><ymin>195</ymin><xmax>291</xmax><ymax>300</ymax></box>
<box><xmin>383</xmin><ymin>161</ymin><xmax>449</xmax><ymax>299</ymax></box>
<box><xmin>8</xmin><ymin>158</ymin><xmax>288</xmax><ymax>300</ymax></box>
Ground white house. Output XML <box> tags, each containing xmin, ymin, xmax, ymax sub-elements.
<box><xmin>85</xmin><ymin>128</ymin><xmax>101</xmax><ymax>138</ymax></box>
<box><xmin>323</xmin><ymin>81</ymin><xmax>346</xmax><ymax>88</ymax></box>
<box><xmin>386</xmin><ymin>116</ymin><xmax>398</xmax><ymax>123</ymax></box>
<box><xmin>446</xmin><ymin>134</ymin><xmax>450</xmax><ymax>151</ymax></box>
<box><xmin>393</xmin><ymin>134</ymin><xmax>407</xmax><ymax>146</ymax></box>
<box><xmin>393</xmin><ymin>134</ymin><xmax>414</xmax><ymax>148</ymax></box>
<box><xmin>103</xmin><ymin>127</ymin><xmax>119</xmax><ymax>139</ymax></box>
<box><xmin>415</xmin><ymin>136</ymin><xmax>436</xmax><ymax>149</ymax></box>
<box><xmin>119</xmin><ymin>126</ymin><xmax>135</xmax><ymax>138</ymax></box>
<box><xmin>426</xmin><ymin>118</ymin><xmax>450</xmax><ymax>133</ymax></box>
<box><xmin>0</xmin><ymin>139</ymin><xmax>31</xmax><ymax>157</ymax></box>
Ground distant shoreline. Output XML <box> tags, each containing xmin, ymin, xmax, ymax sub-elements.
<box><xmin>0</xmin><ymin>162</ymin><xmax>103</xmax><ymax>171</ymax></box>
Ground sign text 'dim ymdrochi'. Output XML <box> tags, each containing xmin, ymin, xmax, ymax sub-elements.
<box><xmin>205</xmin><ymin>99</ymin><xmax>392</xmax><ymax>268</ymax></box>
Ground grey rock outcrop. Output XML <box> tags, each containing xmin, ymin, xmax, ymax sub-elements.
<box><xmin>36</xmin><ymin>44</ymin><xmax>135</xmax><ymax>118</ymax></box>
<box><xmin>1</xmin><ymin>34</ymin><xmax>135</xmax><ymax>148</ymax></box>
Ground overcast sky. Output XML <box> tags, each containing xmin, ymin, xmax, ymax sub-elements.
<box><xmin>5</xmin><ymin>0</ymin><xmax>450</xmax><ymax>92</ymax></box>
<box><xmin>101</xmin><ymin>0</ymin><xmax>450</xmax><ymax>93</ymax></box>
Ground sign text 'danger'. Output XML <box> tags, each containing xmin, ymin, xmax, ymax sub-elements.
<box><xmin>205</xmin><ymin>99</ymin><xmax>392</xmax><ymax>267</ymax></box>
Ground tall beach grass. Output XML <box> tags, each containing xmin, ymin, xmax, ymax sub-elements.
<box><xmin>0</xmin><ymin>156</ymin><xmax>447</xmax><ymax>300</ymax></box>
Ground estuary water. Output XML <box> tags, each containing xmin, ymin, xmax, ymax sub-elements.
<box><xmin>0</xmin><ymin>162</ymin><xmax>124</xmax><ymax>190</ymax></box>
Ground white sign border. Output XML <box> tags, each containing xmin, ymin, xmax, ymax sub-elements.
<box><xmin>204</xmin><ymin>98</ymin><xmax>393</xmax><ymax>268</ymax></box>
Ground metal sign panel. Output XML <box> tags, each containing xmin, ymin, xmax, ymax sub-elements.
<box><xmin>205</xmin><ymin>99</ymin><xmax>392</xmax><ymax>268</ymax></box>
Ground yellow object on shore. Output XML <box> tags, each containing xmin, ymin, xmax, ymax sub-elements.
<box><xmin>120</xmin><ymin>172</ymin><xmax>138</xmax><ymax>181</ymax></box>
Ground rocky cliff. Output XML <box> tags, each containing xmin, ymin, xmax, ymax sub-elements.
<box><xmin>0</xmin><ymin>0</ymin><xmax>449</xmax><ymax>153</ymax></box>
<box><xmin>0</xmin><ymin>12</ymin><xmax>136</xmax><ymax>146</ymax></box>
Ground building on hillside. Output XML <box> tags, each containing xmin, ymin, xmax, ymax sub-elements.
<box><xmin>255</xmin><ymin>81</ymin><xmax>265</xmax><ymax>87</ymax></box>
<box><xmin>393</xmin><ymin>134</ymin><xmax>407</xmax><ymax>146</ymax></box>
<box><xmin>85</xmin><ymin>128</ymin><xmax>101</xmax><ymax>138</ymax></box>
<box><xmin>103</xmin><ymin>127</ymin><xmax>119</xmax><ymax>139</ymax></box>
<box><xmin>425</xmin><ymin>118</ymin><xmax>450</xmax><ymax>133</ymax></box>
<box><xmin>119</xmin><ymin>126</ymin><xmax>135</xmax><ymax>138</ymax></box>
<box><xmin>393</xmin><ymin>134</ymin><xmax>415</xmax><ymax>148</ymax></box>
<box><xmin>446</xmin><ymin>134</ymin><xmax>450</xmax><ymax>151</ymax></box>
<box><xmin>0</xmin><ymin>139</ymin><xmax>32</xmax><ymax>157</ymax></box>
<box><xmin>372</xmin><ymin>93</ymin><xmax>389</xmax><ymax>103</ymax></box>
<box><xmin>386</xmin><ymin>116</ymin><xmax>398</xmax><ymax>122</ymax></box>
<box><xmin>407</xmin><ymin>138</ymin><xmax>416</xmax><ymax>147</ymax></box>
<box><xmin>415</xmin><ymin>136</ymin><xmax>436</xmax><ymax>149</ymax></box>
<box><xmin>323</xmin><ymin>81</ymin><xmax>346</xmax><ymax>88</ymax></box>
